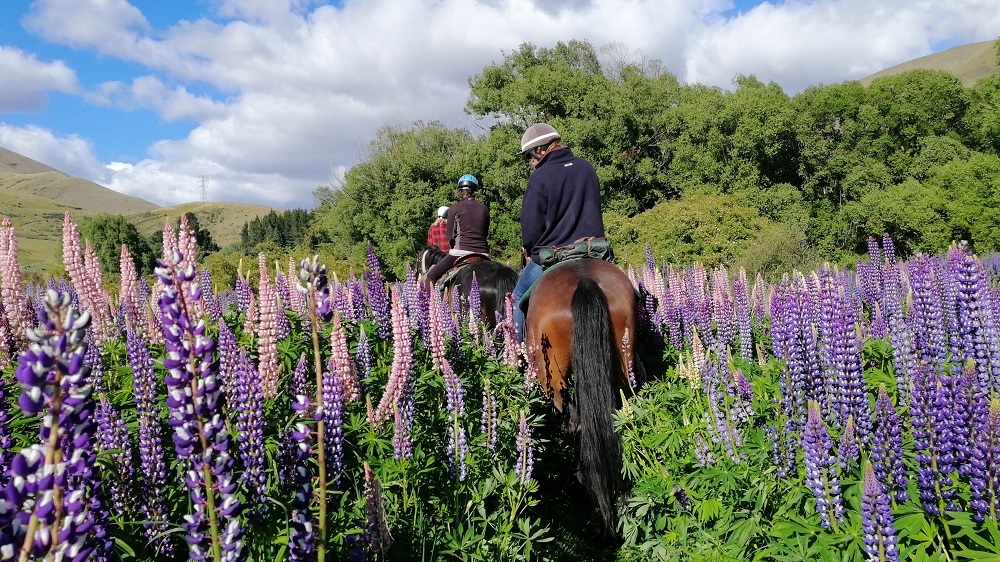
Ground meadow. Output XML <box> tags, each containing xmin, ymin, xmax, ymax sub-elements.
<box><xmin>1</xmin><ymin>214</ymin><xmax>999</xmax><ymax>562</ymax></box>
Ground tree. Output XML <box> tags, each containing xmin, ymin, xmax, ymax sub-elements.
<box><xmin>79</xmin><ymin>215</ymin><xmax>156</xmax><ymax>275</ymax></box>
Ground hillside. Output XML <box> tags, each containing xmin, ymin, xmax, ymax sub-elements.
<box><xmin>130</xmin><ymin>201</ymin><xmax>276</xmax><ymax>249</ymax></box>
<box><xmin>859</xmin><ymin>39</ymin><xmax>999</xmax><ymax>86</ymax></box>
<box><xmin>0</xmin><ymin>147</ymin><xmax>160</xmax><ymax>215</ymax></box>
<box><xmin>0</xmin><ymin>146</ymin><xmax>275</xmax><ymax>272</ymax></box>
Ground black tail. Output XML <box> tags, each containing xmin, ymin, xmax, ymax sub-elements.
<box><xmin>570</xmin><ymin>278</ymin><xmax>623</xmax><ymax>539</ymax></box>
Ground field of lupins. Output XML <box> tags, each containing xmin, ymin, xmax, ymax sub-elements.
<box><xmin>1</xmin><ymin>215</ymin><xmax>1000</xmax><ymax>561</ymax></box>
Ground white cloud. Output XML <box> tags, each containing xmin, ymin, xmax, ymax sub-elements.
<box><xmin>0</xmin><ymin>124</ymin><xmax>104</xmax><ymax>180</ymax></box>
<box><xmin>85</xmin><ymin>76</ymin><xmax>228</xmax><ymax>122</ymax></box>
<box><xmin>8</xmin><ymin>0</ymin><xmax>1000</xmax><ymax>209</ymax></box>
<box><xmin>0</xmin><ymin>47</ymin><xmax>78</xmax><ymax>111</ymax></box>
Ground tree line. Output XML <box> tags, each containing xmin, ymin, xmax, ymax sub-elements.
<box><xmin>312</xmin><ymin>38</ymin><xmax>1000</xmax><ymax>279</ymax></box>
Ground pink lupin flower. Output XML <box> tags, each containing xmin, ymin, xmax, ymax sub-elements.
<box><xmin>1</xmin><ymin>217</ymin><xmax>31</xmax><ymax>344</ymax></box>
<box><xmin>427</xmin><ymin>290</ymin><xmax>448</xmax><ymax>371</ymax></box>
<box><xmin>501</xmin><ymin>293</ymin><xmax>520</xmax><ymax>369</ymax></box>
<box><xmin>374</xmin><ymin>288</ymin><xmax>412</xmax><ymax>425</ymax></box>
<box><xmin>288</xmin><ymin>257</ymin><xmax>309</xmax><ymax>318</ymax></box>
<box><xmin>161</xmin><ymin>218</ymin><xmax>178</xmax><ymax>259</ymax></box>
<box><xmin>119</xmin><ymin>244</ymin><xmax>143</xmax><ymax>335</ymax></box>
<box><xmin>329</xmin><ymin>312</ymin><xmax>359</xmax><ymax>402</ymax></box>
<box><xmin>243</xmin><ymin>292</ymin><xmax>258</xmax><ymax>338</ymax></box>
<box><xmin>62</xmin><ymin>213</ymin><xmax>86</xmax><ymax>287</ymax></box>
<box><xmin>82</xmin><ymin>241</ymin><xmax>114</xmax><ymax>344</ymax></box>
<box><xmin>145</xmin><ymin>282</ymin><xmax>165</xmax><ymax>345</ymax></box>
<box><xmin>178</xmin><ymin>214</ymin><xmax>198</xmax><ymax>269</ymax></box>
<box><xmin>257</xmin><ymin>253</ymin><xmax>280</xmax><ymax>399</ymax></box>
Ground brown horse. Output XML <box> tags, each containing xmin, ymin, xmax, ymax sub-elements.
<box><xmin>524</xmin><ymin>258</ymin><xmax>639</xmax><ymax>540</ymax></box>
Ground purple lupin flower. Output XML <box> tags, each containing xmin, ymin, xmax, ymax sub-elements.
<box><xmin>969</xmin><ymin>399</ymin><xmax>1000</xmax><ymax>522</ymax></box>
<box><xmin>468</xmin><ymin>274</ymin><xmax>482</xmax><ymax>326</ymax></box>
<box><xmin>201</xmin><ymin>269</ymin><xmax>221</xmax><ymax>322</ymax></box>
<box><xmin>156</xmin><ymin>251</ymin><xmax>243</xmax><ymax>561</ymax></box>
<box><xmin>11</xmin><ymin>289</ymin><xmax>103</xmax><ymax>560</ymax></box>
<box><xmin>232</xmin><ymin>349</ymin><xmax>268</xmax><ymax>511</ymax></box>
<box><xmin>872</xmin><ymin>386</ymin><xmax>909</xmax><ymax>503</ymax></box>
<box><xmin>0</xmin><ymin>365</ymin><xmax>12</xmax><ymax>486</ymax></box>
<box><xmin>734</xmin><ymin>268</ymin><xmax>753</xmax><ymax>360</ymax></box>
<box><xmin>321</xmin><ymin>355</ymin><xmax>346</xmax><ymax>483</ymax></box>
<box><xmin>363</xmin><ymin>463</ymin><xmax>391</xmax><ymax>557</ymax></box>
<box><xmin>442</xmin><ymin>361</ymin><xmax>468</xmax><ymax>480</ymax></box>
<box><xmin>829</xmin><ymin>288</ymin><xmax>872</xmax><ymax>440</ymax></box>
<box><xmin>365</xmin><ymin>243</ymin><xmax>392</xmax><ymax>340</ymax></box>
<box><xmin>802</xmin><ymin>401</ymin><xmax>845</xmax><ymax>530</ymax></box>
<box><xmin>910</xmin><ymin>363</ymin><xmax>956</xmax><ymax>515</ymax></box>
<box><xmin>694</xmin><ymin>433</ymin><xmax>716</xmax><ymax>467</ymax></box>
<box><xmin>94</xmin><ymin>394</ymin><xmax>135</xmax><ymax>514</ymax></box>
<box><xmin>127</xmin><ymin>329</ymin><xmax>172</xmax><ymax>556</ymax></box>
<box><xmin>515</xmin><ymin>411</ymin><xmax>534</xmax><ymax>484</ymax></box>
<box><xmin>861</xmin><ymin>461</ymin><xmax>900</xmax><ymax>562</ymax></box>
<box><xmin>907</xmin><ymin>256</ymin><xmax>948</xmax><ymax>370</ymax></box>
<box><xmin>284</xmin><ymin>353</ymin><xmax>316</xmax><ymax>561</ymax></box>
<box><xmin>837</xmin><ymin>416</ymin><xmax>859</xmax><ymax>473</ymax></box>
<box><xmin>480</xmin><ymin>379</ymin><xmax>499</xmax><ymax>451</ymax></box>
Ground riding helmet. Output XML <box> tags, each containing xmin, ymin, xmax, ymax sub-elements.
<box><xmin>457</xmin><ymin>174</ymin><xmax>480</xmax><ymax>191</ymax></box>
<box><xmin>436</xmin><ymin>206</ymin><xmax>449</xmax><ymax>219</ymax></box>
<box><xmin>520</xmin><ymin>123</ymin><xmax>560</xmax><ymax>154</ymax></box>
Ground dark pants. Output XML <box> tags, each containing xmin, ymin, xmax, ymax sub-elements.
<box><xmin>425</xmin><ymin>253</ymin><xmax>458</xmax><ymax>285</ymax></box>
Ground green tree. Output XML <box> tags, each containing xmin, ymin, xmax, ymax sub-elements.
<box><xmin>79</xmin><ymin>214</ymin><xmax>156</xmax><ymax>275</ymax></box>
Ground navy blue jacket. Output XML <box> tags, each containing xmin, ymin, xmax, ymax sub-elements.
<box><xmin>520</xmin><ymin>147</ymin><xmax>605</xmax><ymax>264</ymax></box>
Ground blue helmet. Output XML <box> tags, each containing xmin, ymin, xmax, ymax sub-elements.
<box><xmin>456</xmin><ymin>174</ymin><xmax>479</xmax><ymax>191</ymax></box>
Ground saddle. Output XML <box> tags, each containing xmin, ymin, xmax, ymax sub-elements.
<box><xmin>434</xmin><ymin>253</ymin><xmax>490</xmax><ymax>291</ymax></box>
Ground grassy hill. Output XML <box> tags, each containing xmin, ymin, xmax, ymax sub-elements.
<box><xmin>129</xmin><ymin>201</ymin><xmax>276</xmax><ymax>249</ymax></box>
<box><xmin>0</xmin><ymin>147</ymin><xmax>273</xmax><ymax>273</ymax></box>
<box><xmin>859</xmin><ymin>39</ymin><xmax>999</xmax><ymax>86</ymax></box>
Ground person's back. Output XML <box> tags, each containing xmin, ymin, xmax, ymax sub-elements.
<box><xmin>447</xmin><ymin>197</ymin><xmax>489</xmax><ymax>254</ymax></box>
<box><xmin>423</xmin><ymin>174</ymin><xmax>490</xmax><ymax>286</ymax></box>
<box><xmin>427</xmin><ymin>206</ymin><xmax>451</xmax><ymax>252</ymax></box>
<box><xmin>520</xmin><ymin>147</ymin><xmax>604</xmax><ymax>264</ymax></box>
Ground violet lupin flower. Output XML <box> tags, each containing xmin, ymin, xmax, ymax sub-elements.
<box><xmin>281</xmin><ymin>353</ymin><xmax>315</xmax><ymax>560</ymax></box>
<box><xmin>872</xmin><ymin>386</ymin><xmax>909</xmax><ymax>503</ymax></box>
<box><xmin>363</xmin><ymin>463</ymin><xmax>392</xmax><ymax>556</ymax></box>
<box><xmin>480</xmin><ymin>379</ymin><xmax>499</xmax><ymax>451</ymax></box>
<box><xmin>321</xmin><ymin>356</ymin><xmax>346</xmax><ymax>483</ymax></box>
<box><xmin>802</xmin><ymin>400</ymin><xmax>845</xmax><ymax>530</ymax></box>
<box><xmin>442</xmin><ymin>361</ymin><xmax>468</xmax><ymax>480</ymax></box>
<box><xmin>515</xmin><ymin>411</ymin><xmax>534</xmax><ymax>484</ymax></box>
<box><xmin>970</xmin><ymin>399</ymin><xmax>1000</xmax><ymax>522</ymax></box>
<box><xmin>157</xmin><ymin>252</ymin><xmax>243</xmax><ymax>561</ymax></box>
<box><xmin>733</xmin><ymin>268</ymin><xmax>753</xmax><ymax>361</ymax></box>
<box><xmin>201</xmin><ymin>269</ymin><xmax>222</xmax><ymax>322</ymax></box>
<box><xmin>126</xmin><ymin>329</ymin><xmax>172</xmax><ymax>556</ymax></box>
<box><xmin>365</xmin><ymin>243</ymin><xmax>392</xmax><ymax>340</ymax></box>
<box><xmin>232</xmin><ymin>350</ymin><xmax>268</xmax><ymax>512</ymax></box>
<box><xmin>837</xmin><ymin>416</ymin><xmax>859</xmax><ymax>473</ymax></box>
<box><xmin>694</xmin><ymin>433</ymin><xmax>715</xmax><ymax>467</ymax></box>
<box><xmin>907</xmin><ymin>255</ymin><xmax>948</xmax><ymax>370</ymax></box>
<box><xmin>861</xmin><ymin>461</ymin><xmax>900</xmax><ymax>562</ymax></box>
<box><xmin>94</xmin><ymin>394</ymin><xmax>135</xmax><ymax>514</ymax></box>
<box><xmin>11</xmin><ymin>289</ymin><xmax>104</xmax><ymax>561</ymax></box>
<box><xmin>910</xmin><ymin>363</ymin><xmax>956</xmax><ymax>515</ymax></box>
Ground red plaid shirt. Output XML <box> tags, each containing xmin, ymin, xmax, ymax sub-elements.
<box><xmin>427</xmin><ymin>220</ymin><xmax>450</xmax><ymax>252</ymax></box>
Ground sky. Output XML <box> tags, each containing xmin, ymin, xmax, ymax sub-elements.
<box><xmin>0</xmin><ymin>0</ymin><xmax>997</xmax><ymax>210</ymax></box>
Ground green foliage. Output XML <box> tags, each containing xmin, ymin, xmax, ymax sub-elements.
<box><xmin>239</xmin><ymin>208</ymin><xmax>315</xmax><ymax>253</ymax></box>
<box><xmin>612</xmin><ymin>193</ymin><xmax>774</xmax><ymax>268</ymax></box>
<box><xmin>313</xmin><ymin>40</ymin><xmax>1000</xmax><ymax>276</ymax></box>
<box><xmin>79</xmin><ymin>214</ymin><xmax>156</xmax><ymax>274</ymax></box>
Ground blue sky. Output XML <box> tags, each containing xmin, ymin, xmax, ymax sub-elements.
<box><xmin>1</xmin><ymin>0</ymin><xmax>997</xmax><ymax>209</ymax></box>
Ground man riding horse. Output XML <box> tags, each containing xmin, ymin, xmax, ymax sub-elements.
<box><xmin>512</xmin><ymin>122</ymin><xmax>612</xmax><ymax>340</ymax></box>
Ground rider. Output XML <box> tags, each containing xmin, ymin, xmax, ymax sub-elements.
<box><xmin>424</xmin><ymin>174</ymin><xmax>490</xmax><ymax>286</ymax></box>
<box><xmin>427</xmin><ymin>205</ymin><xmax>451</xmax><ymax>252</ymax></box>
<box><xmin>512</xmin><ymin>123</ymin><xmax>607</xmax><ymax>340</ymax></box>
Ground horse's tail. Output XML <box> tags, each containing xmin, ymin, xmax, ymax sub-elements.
<box><xmin>570</xmin><ymin>277</ymin><xmax>623</xmax><ymax>538</ymax></box>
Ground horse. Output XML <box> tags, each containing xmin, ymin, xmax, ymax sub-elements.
<box><xmin>418</xmin><ymin>245</ymin><xmax>518</xmax><ymax>328</ymax></box>
<box><xmin>523</xmin><ymin>257</ymin><xmax>642</xmax><ymax>540</ymax></box>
